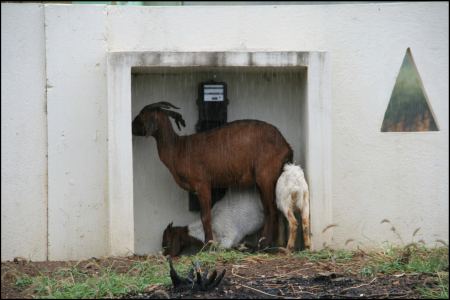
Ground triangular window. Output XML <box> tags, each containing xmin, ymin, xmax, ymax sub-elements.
<box><xmin>381</xmin><ymin>48</ymin><xmax>438</xmax><ymax>132</ymax></box>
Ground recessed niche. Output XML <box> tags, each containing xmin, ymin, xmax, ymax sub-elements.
<box><xmin>131</xmin><ymin>68</ymin><xmax>307</xmax><ymax>254</ymax></box>
<box><xmin>381</xmin><ymin>48</ymin><xmax>438</xmax><ymax>132</ymax></box>
<box><xmin>107</xmin><ymin>51</ymin><xmax>332</xmax><ymax>256</ymax></box>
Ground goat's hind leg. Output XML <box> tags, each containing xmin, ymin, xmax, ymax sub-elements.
<box><xmin>286</xmin><ymin>204</ymin><xmax>298</xmax><ymax>252</ymax></box>
<box><xmin>277</xmin><ymin>191</ymin><xmax>299</xmax><ymax>253</ymax></box>
<box><xmin>299</xmin><ymin>189</ymin><xmax>311</xmax><ymax>250</ymax></box>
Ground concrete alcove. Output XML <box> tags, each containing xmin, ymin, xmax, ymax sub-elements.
<box><xmin>107</xmin><ymin>52</ymin><xmax>332</xmax><ymax>256</ymax></box>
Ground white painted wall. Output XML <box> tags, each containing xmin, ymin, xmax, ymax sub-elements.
<box><xmin>45</xmin><ymin>4</ymin><xmax>109</xmax><ymax>260</ymax></box>
<box><xmin>1</xmin><ymin>2</ymin><xmax>448</xmax><ymax>260</ymax></box>
<box><xmin>132</xmin><ymin>68</ymin><xmax>306</xmax><ymax>254</ymax></box>
<box><xmin>1</xmin><ymin>4</ymin><xmax>48</xmax><ymax>261</ymax></box>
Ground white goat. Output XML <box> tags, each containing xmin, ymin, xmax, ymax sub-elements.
<box><xmin>187</xmin><ymin>187</ymin><xmax>264</xmax><ymax>249</ymax></box>
<box><xmin>275</xmin><ymin>163</ymin><xmax>311</xmax><ymax>251</ymax></box>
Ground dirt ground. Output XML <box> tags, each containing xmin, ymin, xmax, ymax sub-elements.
<box><xmin>1</xmin><ymin>253</ymin><xmax>439</xmax><ymax>299</ymax></box>
<box><xmin>135</xmin><ymin>255</ymin><xmax>433</xmax><ymax>299</ymax></box>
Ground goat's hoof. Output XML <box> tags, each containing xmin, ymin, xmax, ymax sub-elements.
<box><xmin>207</xmin><ymin>240</ymin><xmax>218</xmax><ymax>246</ymax></box>
<box><xmin>277</xmin><ymin>247</ymin><xmax>291</xmax><ymax>255</ymax></box>
<box><xmin>149</xmin><ymin>290</ymin><xmax>170</xmax><ymax>299</ymax></box>
<box><xmin>257</xmin><ymin>237</ymin><xmax>268</xmax><ymax>250</ymax></box>
<box><xmin>202</xmin><ymin>240</ymin><xmax>218</xmax><ymax>252</ymax></box>
<box><xmin>286</xmin><ymin>245</ymin><xmax>295</xmax><ymax>252</ymax></box>
<box><xmin>237</xmin><ymin>243</ymin><xmax>249</xmax><ymax>252</ymax></box>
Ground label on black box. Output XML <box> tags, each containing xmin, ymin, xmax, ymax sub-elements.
<box><xmin>203</xmin><ymin>84</ymin><xmax>224</xmax><ymax>102</ymax></box>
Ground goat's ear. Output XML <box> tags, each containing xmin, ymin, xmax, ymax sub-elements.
<box><xmin>167</xmin><ymin>222</ymin><xmax>173</xmax><ymax>230</ymax></box>
<box><xmin>163</xmin><ymin>110</ymin><xmax>186</xmax><ymax>131</ymax></box>
<box><xmin>174</xmin><ymin>118</ymin><xmax>186</xmax><ymax>131</ymax></box>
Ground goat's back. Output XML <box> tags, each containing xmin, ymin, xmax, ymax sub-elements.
<box><xmin>275</xmin><ymin>163</ymin><xmax>309</xmax><ymax>212</ymax></box>
<box><xmin>180</xmin><ymin>120</ymin><xmax>293</xmax><ymax>186</ymax></box>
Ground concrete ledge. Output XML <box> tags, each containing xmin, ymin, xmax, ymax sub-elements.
<box><xmin>109</xmin><ymin>51</ymin><xmax>311</xmax><ymax>68</ymax></box>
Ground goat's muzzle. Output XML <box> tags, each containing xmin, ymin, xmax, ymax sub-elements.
<box><xmin>132</xmin><ymin>116</ymin><xmax>146</xmax><ymax>136</ymax></box>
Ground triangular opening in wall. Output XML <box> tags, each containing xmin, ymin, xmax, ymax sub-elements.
<box><xmin>381</xmin><ymin>48</ymin><xmax>438</xmax><ymax>132</ymax></box>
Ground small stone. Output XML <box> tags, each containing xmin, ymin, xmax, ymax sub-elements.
<box><xmin>13</xmin><ymin>257</ymin><xmax>27</xmax><ymax>265</ymax></box>
<box><xmin>150</xmin><ymin>290</ymin><xmax>170</xmax><ymax>299</ymax></box>
<box><xmin>144</xmin><ymin>284</ymin><xmax>162</xmax><ymax>293</ymax></box>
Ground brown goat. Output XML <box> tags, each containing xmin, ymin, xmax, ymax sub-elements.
<box><xmin>132</xmin><ymin>101</ymin><xmax>293</xmax><ymax>247</ymax></box>
<box><xmin>162</xmin><ymin>222</ymin><xmax>204</xmax><ymax>257</ymax></box>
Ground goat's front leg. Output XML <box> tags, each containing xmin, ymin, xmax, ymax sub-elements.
<box><xmin>196</xmin><ymin>185</ymin><xmax>214</xmax><ymax>243</ymax></box>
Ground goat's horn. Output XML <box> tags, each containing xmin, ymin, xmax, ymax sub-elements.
<box><xmin>145</xmin><ymin>101</ymin><xmax>180</xmax><ymax>110</ymax></box>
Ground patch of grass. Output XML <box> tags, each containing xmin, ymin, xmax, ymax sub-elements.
<box><xmin>417</xmin><ymin>271</ymin><xmax>449</xmax><ymax>299</ymax></box>
<box><xmin>32</xmin><ymin>276</ymin><xmax>58</xmax><ymax>296</ymax></box>
<box><xmin>15</xmin><ymin>275</ymin><xmax>33</xmax><ymax>288</ymax></box>
<box><xmin>28</xmin><ymin>258</ymin><xmax>171</xmax><ymax>299</ymax></box>
<box><xmin>174</xmin><ymin>247</ymin><xmax>270</xmax><ymax>277</ymax></box>
<box><xmin>294</xmin><ymin>248</ymin><xmax>354</xmax><ymax>263</ymax></box>
<box><xmin>180</xmin><ymin>248</ymin><xmax>257</xmax><ymax>265</ymax></box>
<box><xmin>360</xmin><ymin>265</ymin><xmax>375</xmax><ymax>277</ymax></box>
<box><xmin>359</xmin><ymin>245</ymin><xmax>448</xmax><ymax>277</ymax></box>
<box><xmin>26</xmin><ymin>249</ymin><xmax>256</xmax><ymax>299</ymax></box>
<box><xmin>53</xmin><ymin>266</ymin><xmax>89</xmax><ymax>281</ymax></box>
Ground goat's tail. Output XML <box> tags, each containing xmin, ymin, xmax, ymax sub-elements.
<box><xmin>278</xmin><ymin>148</ymin><xmax>294</xmax><ymax>180</ymax></box>
<box><xmin>290</xmin><ymin>191</ymin><xmax>299</xmax><ymax>205</ymax></box>
<box><xmin>285</xmin><ymin>147</ymin><xmax>294</xmax><ymax>165</ymax></box>
<box><xmin>291</xmin><ymin>189</ymin><xmax>304</xmax><ymax>212</ymax></box>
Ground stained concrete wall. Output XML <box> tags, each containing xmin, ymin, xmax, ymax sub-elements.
<box><xmin>1</xmin><ymin>2</ymin><xmax>448</xmax><ymax>261</ymax></box>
